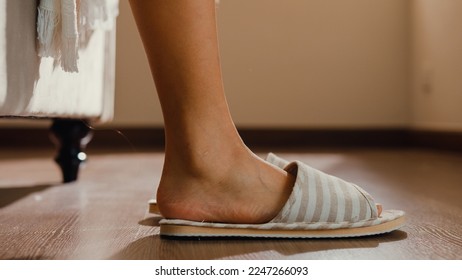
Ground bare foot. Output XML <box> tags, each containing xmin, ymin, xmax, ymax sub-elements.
<box><xmin>156</xmin><ymin>147</ymin><xmax>383</xmax><ymax>224</ymax></box>
<box><xmin>156</xmin><ymin>147</ymin><xmax>295</xmax><ymax>224</ymax></box>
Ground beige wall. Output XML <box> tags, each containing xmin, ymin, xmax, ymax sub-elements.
<box><xmin>410</xmin><ymin>0</ymin><xmax>462</xmax><ymax>131</ymax></box>
<box><xmin>2</xmin><ymin>0</ymin><xmax>461</xmax><ymax>131</ymax></box>
<box><xmin>112</xmin><ymin>0</ymin><xmax>410</xmax><ymax>128</ymax></box>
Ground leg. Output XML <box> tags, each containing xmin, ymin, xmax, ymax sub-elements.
<box><xmin>50</xmin><ymin>119</ymin><xmax>92</xmax><ymax>183</ymax></box>
<box><xmin>129</xmin><ymin>0</ymin><xmax>294</xmax><ymax>224</ymax></box>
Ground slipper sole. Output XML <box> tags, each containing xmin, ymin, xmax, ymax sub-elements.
<box><xmin>159</xmin><ymin>215</ymin><xmax>405</xmax><ymax>238</ymax></box>
<box><xmin>150</xmin><ymin>201</ymin><xmax>404</xmax><ymax>238</ymax></box>
<box><xmin>148</xmin><ymin>199</ymin><xmax>160</xmax><ymax>214</ymax></box>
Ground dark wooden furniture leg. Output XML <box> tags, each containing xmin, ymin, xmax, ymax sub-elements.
<box><xmin>50</xmin><ymin>119</ymin><xmax>93</xmax><ymax>183</ymax></box>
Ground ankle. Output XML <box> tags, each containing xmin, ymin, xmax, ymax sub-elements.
<box><xmin>165</xmin><ymin>137</ymin><xmax>248</xmax><ymax>176</ymax></box>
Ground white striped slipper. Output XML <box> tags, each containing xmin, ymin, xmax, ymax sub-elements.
<box><xmin>158</xmin><ymin>153</ymin><xmax>405</xmax><ymax>238</ymax></box>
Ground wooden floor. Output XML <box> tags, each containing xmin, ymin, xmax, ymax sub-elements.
<box><xmin>0</xmin><ymin>147</ymin><xmax>461</xmax><ymax>260</ymax></box>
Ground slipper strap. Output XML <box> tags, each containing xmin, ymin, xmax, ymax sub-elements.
<box><xmin>270</xmin><ymin>160</ymin><xmax>378</xmax><ymax>224</ymax></box>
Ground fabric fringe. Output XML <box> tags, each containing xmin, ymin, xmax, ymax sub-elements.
<box><xmin>60</xmin><ymin>37</ymin><xmax>79</xmax><ymax>73</ymax></box>
<box><xmin>37</xmin><ymin>5</ymin><xmax>60</xmax><ymax>58</ymax></box>
<box><xmin>36</xmin><ymin>0</ymin><xmax>119</xmax><ymax>73</ymax></box>
<box><xmin>60</xmin><ymin>0</ymin><xmax>79</xmax><ymax>72</ymax></box>
<box><xmin>78</xmin><ymin>0</ymin><xmax>119</xmax><ymax>45</ymax></box>
<box><xmin>80</xmin><ymin>0</ymin><xmax>108</xmax><ymax>29</ymax></box>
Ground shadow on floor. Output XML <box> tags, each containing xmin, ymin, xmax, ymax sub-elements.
<box><xmin>138</xmin><ymin>216</ymin><xmax>163</xmax><ymax>227</ymax></box>
<box><xmin>111</xmin><ymin>229</ymin><xmax>407</xmax><ymax>260</ymax></box>
<box><xmin>0</xmin><ymin>184</ymin><xmax>56</xmax><ymax>209</ymax></box>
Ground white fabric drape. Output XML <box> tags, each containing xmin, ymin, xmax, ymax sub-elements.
<box><xmin>37</xmin><ymin>0</ymin><xmax>119</xmax><ymax>73</ymax></box>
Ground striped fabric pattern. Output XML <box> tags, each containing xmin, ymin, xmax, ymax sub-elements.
<box><xmin>267</xmin><ymin>154</ymin><xmax>378</xmax><ymax>225</ymax></box>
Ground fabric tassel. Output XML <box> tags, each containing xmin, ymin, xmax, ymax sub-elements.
<box><xmin>60</xmin><ymin>37</ymin><xmax>79</xmax><ymax>73</ymax></box>
<box><xmin>60</xmin><ymin>0</ymin><xmax>79</xmax><ymax>72</ymax></box>
<box><xmin>37</xmin><ymin>0</ymin><xmax>60</xmax><ymax>58</ymax></box>
<box><xmin>80</xmin><ymin>0</ymin><xmax>108</xmax><ymax>29</ymax></box>
<box><xmin>36</xmin><ymin>0</ymin><xmax>119</xmax><ymax>73</ymax></box>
